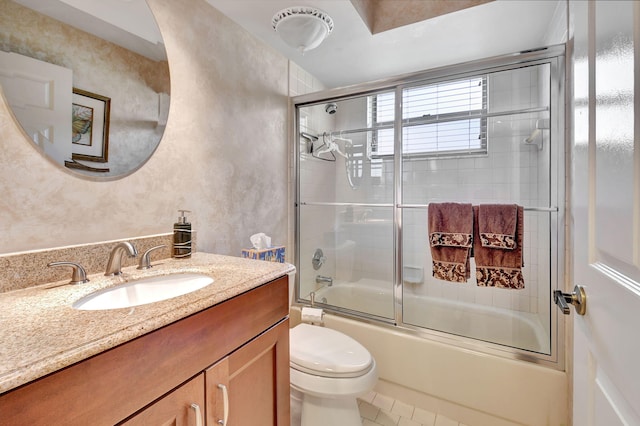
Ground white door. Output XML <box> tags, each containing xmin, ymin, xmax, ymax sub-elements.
<box><xmin>571</xmin><ymin>1</ymin><xmax>640</xmax><ymax>425</ymax></box>
<box><xmin>0</xmin><ymin>51</ymin><xmax>72</xmax><ymax>165</ymax></box>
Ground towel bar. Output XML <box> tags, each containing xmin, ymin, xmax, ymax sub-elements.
<box><xmin>299</xmin><ymin>202</ymin><xmax>559</xmax><ymax>212</ymax></box>
<box><xmin>397</xmin><ymin>204</ymin><xmax>559</xmax><ymax>212</ymax></box>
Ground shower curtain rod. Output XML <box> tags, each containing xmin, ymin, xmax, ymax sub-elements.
<box><xmin>299</xmin><ymin>201</ymin><xmax>558</xmax><ymax>212</ymax></box>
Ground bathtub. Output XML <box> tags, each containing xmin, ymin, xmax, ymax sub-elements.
<box><xmin>295</xmin><ymin>280</ymin><xmax>568</xmax><ymax>426</ymax></box>
<box><xmin>313</xmin><ymin>280</ymin><xmax>549</xmax><ymax>354</ymax></box>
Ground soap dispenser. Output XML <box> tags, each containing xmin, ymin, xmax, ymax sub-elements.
<box><xmin>173</xmin><ymin>210</ymin><xmax>192</xmax><ymax>259</ymax></box>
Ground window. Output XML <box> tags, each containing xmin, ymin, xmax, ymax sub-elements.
<box><xmin>370</xmin><ymin>76</ymin><xmax>487</xmax><ymax>157</ymax></box>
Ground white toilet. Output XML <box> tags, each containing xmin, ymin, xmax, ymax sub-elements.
<box><xmin>289</xmin><ymin>323</ymin><xmax>378</xmax><ymax>426</ymax></box>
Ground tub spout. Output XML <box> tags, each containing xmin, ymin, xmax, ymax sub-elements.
<box><xmin>316</xmin><ymin>275</ymin><xmax>333</xmax><ymax>286</ymax></box>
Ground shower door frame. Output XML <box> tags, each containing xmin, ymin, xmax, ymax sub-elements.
<box><xmin>292</xmin><ymin>44</ymin><xmax>567</xmax><ymax>369</ymax></box>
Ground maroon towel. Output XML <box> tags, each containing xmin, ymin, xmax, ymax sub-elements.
<box><xmin>473</xmin><ymin>205</ymin><xmax>525</xmax><ymax>289</ymax></box>
<box><xmin>428</xmin><ymin>203</ymin><xmax>473</xmax><ymax>283</ymax></box>
<box><xmin>478</xmin><ymin>204</ymin><xmax>518</xmax><ymax>249</ymax></box>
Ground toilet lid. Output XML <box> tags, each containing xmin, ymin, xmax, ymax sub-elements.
<box><xmin>290</xmin><ymin>324</ymin><xmax>373</xmax><ymax>378</ymax></box>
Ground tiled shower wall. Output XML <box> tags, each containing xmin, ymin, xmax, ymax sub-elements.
<box><xmin>299</xmin><ymin>65</ymin><xmax>553</xmax><ymax>325</ymax></box>
<box><xmin>399</xmin><ymin>65</ymin><xmax>552</xmax><ymax>320</ymax></box>
<box><xmin>289</xmin><ymin>61</ymin><xmax>325</xmax><ymax>97</ymax></box>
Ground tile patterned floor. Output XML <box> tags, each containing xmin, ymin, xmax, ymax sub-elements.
<box><xmin>358</xmin><ymin>391</ymin><xmax>469</xmax><ymax>426</ymax></box>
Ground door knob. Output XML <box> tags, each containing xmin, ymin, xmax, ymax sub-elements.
<box><xmin>554</xmin><ymin>285</ymin><xmax>587</xmax><ymax>316</ymax></box>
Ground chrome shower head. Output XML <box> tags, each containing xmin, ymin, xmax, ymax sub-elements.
<box><xmin>325</xmin><ymin>103</ymin><xmax>337</xmax><ymax>114</ymax></box>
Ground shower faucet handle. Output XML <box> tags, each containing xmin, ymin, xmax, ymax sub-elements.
<box><xmin>312</xmin><ymin>248</ymin><xmax>326</xmax><ymax>270</ymax></box>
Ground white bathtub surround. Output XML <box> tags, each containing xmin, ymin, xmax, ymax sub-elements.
<box><xmin>314</xmin><ymin>279</ymin><xmax>548</xmax><ymax>354</ymax></box>
<box><xmin>294</xmin><ymin>36</ymin><xmax>566</xmax><ymax>426</ymax></box>
<box><xmin>291</xmin><ymin>308</ymin><xmax>567</xmax><ymax>426</ymax></box>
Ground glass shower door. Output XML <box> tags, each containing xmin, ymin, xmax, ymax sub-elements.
<box><xmin>400</xmin><ymin>63</ymin><xmax>556</xmax><ymax>354</ymax></box>
<box><xmin>297</xmin><ymin>93</ymin><xmax>396</xmax><ymax>320</ymax></box>
<box><xmin>294</xmin><ymin>47</ymin><xmax>565</xmax><ymax>364</ymax></box>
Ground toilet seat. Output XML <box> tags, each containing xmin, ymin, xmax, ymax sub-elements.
<box><xmin>290</xmin><ymin>358</ymin><xmax>378</xmax><ymax>398</ymax></box>
<box><xmin>290</xmin><ymin>324</ymin><xmax>373</xmax><ymax>378</ymax></box>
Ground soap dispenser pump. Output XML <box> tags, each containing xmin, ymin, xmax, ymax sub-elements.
<box><xmin>173</xmin><ymin>209</ymin><xmax>192</xmax><ymax>259</ymax></box>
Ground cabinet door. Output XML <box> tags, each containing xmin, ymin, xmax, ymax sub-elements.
<box><xmin>122</xmin><ymin>374</ymin><xmax>205</xmax><ymax>426</ymax></box>
<box><xmin>206</xmin><ymin>319</ymin><xmax>290</xmax><ymax>426</ymax></box>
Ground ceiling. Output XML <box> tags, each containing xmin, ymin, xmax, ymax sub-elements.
<box><xmin>206</xmin><ymin>0</ymin><xmax>563</xmax><ymax>89</ymax></box>
<box><xmin>15</xmin><ymin>0</ymin><xmax>563</xmax><ymax>88</ymax></box>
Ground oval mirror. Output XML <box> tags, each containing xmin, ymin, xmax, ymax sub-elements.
<box><xmin>0</xmin><ymin>0</ymin><xmax>170</xmax><ymax>179</ymax></box>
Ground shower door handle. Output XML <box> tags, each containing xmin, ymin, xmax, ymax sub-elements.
<box><xmin>554</xmin><ymin>285</ymin><xmax>587</xmax><ymax>316</ymax></box>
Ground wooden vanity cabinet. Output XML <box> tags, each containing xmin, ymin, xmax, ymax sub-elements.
<box><xmin>123</xmin><ymin>319</ymin><xmax>290</xmax><ymax>426</ymax></box>
<box><xmin>206</xmin><ymin>319</ymin><xmax>289</xmax><ymax>425</ymax></box>
<box><xmin>121</xmin><ymin>374</ymin><xmax>206</xmax><ymax>426</ymax></box>
<box><xmin>0</xmin><ymin>276</ymin><xmax>290</xmax><ymax>426</ymax></box>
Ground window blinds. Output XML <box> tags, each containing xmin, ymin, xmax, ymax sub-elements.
<box><xmin>372</xmin><ymin>76</ymin><xmax>487</xmax><ymax>157</ymax></box>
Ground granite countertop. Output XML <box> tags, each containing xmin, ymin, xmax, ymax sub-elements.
<box><xmin>0</xmin><ymin>252</ymin><xmax>295</xmax><ymax>394</ymax></box>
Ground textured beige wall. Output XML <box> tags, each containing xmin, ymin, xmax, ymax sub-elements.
<box><xmin>0</xmin><ymin>0</ymin><xmax>289</xmax><ymax>257</ymax></box>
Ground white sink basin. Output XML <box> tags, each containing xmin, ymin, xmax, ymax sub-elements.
<box><xmin>73</xmin><ymin>273</ymin><xmax>214</xmax><ymax>310</ymax></box>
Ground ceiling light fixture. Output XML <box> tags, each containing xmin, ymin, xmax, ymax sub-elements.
<box><xmin>272</xmin><ymin>6</ymin><xmax>334</xmax><ymax>53</ymax></box>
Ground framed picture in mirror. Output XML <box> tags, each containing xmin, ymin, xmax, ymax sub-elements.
<box><xmin>71</xmin><ymin>88</ymin><xmax>110</xmax><ymax>163</ymax></box>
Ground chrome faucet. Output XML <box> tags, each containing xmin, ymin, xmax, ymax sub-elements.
<box><xmin>104</xmin><ymin>242</ymin><xmax>138</xmax><ymax>276</ymax></box>
<box><xmin>315</xmin><ymin>275</ymin><xmax>333</xmax><ymax>286</ymax></box>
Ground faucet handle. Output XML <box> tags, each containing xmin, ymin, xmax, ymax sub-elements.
<box><xmin>137</xmin><ymin>245</ymin><xmax>167</xmax><ymax>270</ymax></box>
<box><xmin>48</xmin><ymin>261</ymin><xmax>90</xmax><ymax>284</ymax></box>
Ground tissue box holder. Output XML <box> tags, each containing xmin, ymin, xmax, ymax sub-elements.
<box><xmin>241</xmin><ymin>246</ymin><xmax>285</xmax><ymax>263</ymax></box>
